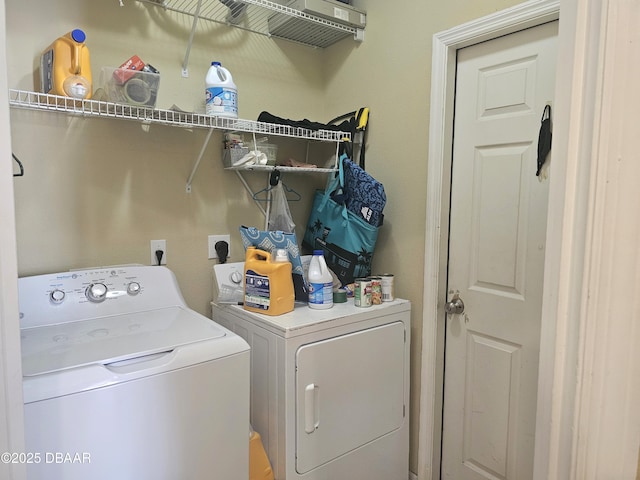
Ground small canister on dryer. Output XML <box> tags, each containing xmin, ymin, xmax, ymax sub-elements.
<box><xmin>369</xmin><ymin>276</ymin><xmax>383</xmax><ymax>305</ymax></box>
<box><xmin>354</xmin><ymin>277</ymin><xmax>372</xmax><ymax>307</ymax></box>
<box><xmin>380</xmin><ymin>273</ymin><xmax>395</xmax><ymax>302</ymax></box>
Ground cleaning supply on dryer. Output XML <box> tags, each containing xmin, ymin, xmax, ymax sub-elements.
<box><xmin>308</xmin><ymin>250</ymin><xmax>334</xmax><ymax>309</ymax></box>
<box><xmin>244</xmin><ymin>247</ymin><xmax>294</xmax><ymax>316</ymax></box>
<box><xmin>205</xmin><ymin>61</ymin><xmax>238</xmax><ymax>118</ymax></box>
<box><xmin>40</xmin><ymin>29</ymin><xmax>92</xmax><ymax>99</ymax></box>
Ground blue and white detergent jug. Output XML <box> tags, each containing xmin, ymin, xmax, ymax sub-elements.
<box><xmin>205</xmin><ymin>61</ymin><xmax>238</xmax><ymax>118</ymax></box>
<box><xmin>307</xmin><ymin>250</ymin><xmax>334</xmax><ymax>310</ymax></box>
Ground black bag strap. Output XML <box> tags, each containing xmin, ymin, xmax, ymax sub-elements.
<box><xmin>329</xmin><ymin>107</ymin><xmax>369</xmax><ymax>168</ymax></box>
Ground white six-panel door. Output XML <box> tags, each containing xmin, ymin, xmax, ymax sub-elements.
<box><xmin>441</xmin><ymin>21</ymin><xmax>558</xmax><ymax>480</ymax></box>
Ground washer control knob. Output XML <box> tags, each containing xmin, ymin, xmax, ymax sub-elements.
<box><xmin>230</xmin><ymin>271</ymin><xmax>243</xmax><ymax>285</ymax></box>
<box><xmin>127</xmin><ymin>282</ymin><xmax>141</xmax><ymax>296</ymax></box>
<box><xmin>86</xmin><ymin>283</ymin><xmax>108</xmax><ymax>303</ymax></box>
<box><xmin>50</xmin><ymin>289</ymin><xmax>66</xmax><ymax>304</ymax></box>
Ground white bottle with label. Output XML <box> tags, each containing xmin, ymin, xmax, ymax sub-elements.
<box><xmin>307</xmin><ymin>250</ymin><xmax>333</xmax><ymax>309</ymax></box>
<box><xmin>205</xmin><ymin>61</ymin><xmax>238</xmax><ymax>118</ymax></box>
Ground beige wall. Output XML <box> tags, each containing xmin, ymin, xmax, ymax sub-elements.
<box><xmin>7</xmin><ymin>0</ymin><xmax>328</xmax><ymax>315</ymax></box>
<box><xmin>6</xmin><ymin>0</ymin><xmax>523</xmax><ymax>475</ymax></box>
<box><xmin>324</xmin><ymin>0</ymin><xmax>524</xmax><ymax>472</ymax></box>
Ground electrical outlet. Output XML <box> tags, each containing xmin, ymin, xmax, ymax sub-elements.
<box><xmin>150</xmin><ymin>239</ymin><xmax>167</xmax><ymax>265</ymax></box>
<box><xmin>208</xmin><ymin>235</ymin><xmax>231</xmax><ymax>260</ymax></box>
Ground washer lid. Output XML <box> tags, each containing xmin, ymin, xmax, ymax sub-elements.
<box><xmin>21</xmin><ymin>306</ymin><xmax>226</xmax><ymax>377</ymax></box>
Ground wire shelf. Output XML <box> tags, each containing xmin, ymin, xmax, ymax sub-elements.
<box><xmin>134</xmin><ymin>0</ymin><xmax>363</xmax><ymax>48</ymax></box>
<box><xmin>225</xmin><ymin>164</ymin><xmax>337</xmax><ymax>173</ymax></box>
<box><xmin>8</xmin><ymin>89</ymin><xmax>351</xmax><ymax>142</ymax></box>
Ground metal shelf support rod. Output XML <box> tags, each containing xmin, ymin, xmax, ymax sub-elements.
<box><xmin>235</xmin><ymin>170</ymin><xmax>267</xmax><ymax>218</ymax></box>
<box><xmin>182</xmin><ymin>0</ymin><xmax>203</xmax><ymax>76</ymax></box>
<box><xmin>186</xmin><ymin>127</ymin><xmax>214</xmax><ymax>193</ymax></box>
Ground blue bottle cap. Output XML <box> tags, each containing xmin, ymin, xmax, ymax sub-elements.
<box><xmin>212</xmin><ymin>61</ymin><xmax>222</xmax><ymax>66</ymax></box>
<box><xmin>313</xmin><ymin>250</ymin><xmax>324</xmax><ymax>255</ymax></box>
<box><xmin>71</xmin><ymin>29</ymin><xmax>86</xmax><ymax>43</ymax></box>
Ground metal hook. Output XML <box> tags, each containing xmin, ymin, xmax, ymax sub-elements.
<box><xmin>12</xmin><ymin>153</ymin><xmax>24</xmax><ymax>177</ymax></box>
<box><xmin>269</xmin><ymin>169</ymin><xmax>281</xmax><ymax>186</ymax></box>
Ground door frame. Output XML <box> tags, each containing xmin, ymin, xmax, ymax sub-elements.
<box><xmin>418</xmin><ymin>1</ymin><xmax>560</xmax><ymax>478</ymax></box>
<box><xmin>0</xmin><ymin>0</ymin><xmax>27</xmax><ymax>478</ymax></box>
<box><xmin>420</xmin><ymin>0</ymin><xmax>640</xmax><ymax>479</ymax></box>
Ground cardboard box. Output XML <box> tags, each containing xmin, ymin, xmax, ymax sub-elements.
<box><xmin>113</xmin><ymin>55</ymin><xmax>146</xmax><ymax>84</ymax></box>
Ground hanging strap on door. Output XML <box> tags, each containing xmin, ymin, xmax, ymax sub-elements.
<box><xmin>12</xmin><ymin>153</ymin><xmax>24</xmax><ymax>177</ymax></box>
<box><xmin>536</xmin><ymin>104</ymin><xmax>552</xmax><ymax>176</ymax></box>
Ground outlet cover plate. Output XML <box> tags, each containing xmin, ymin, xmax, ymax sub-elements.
<box><xmin>150</xmin><ymin>239</ymin><xmax>167</xmax><ymax>265</ymax></box>
<box><xmin>208</xmin><ymin>235</ymin><xmax>231</xmax><ymax>260</ymax></box>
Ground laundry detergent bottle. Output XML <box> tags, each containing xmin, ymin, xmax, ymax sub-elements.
<box><xmin>244</xmin><ymin>247</ymin><xmax>294</xmax><ymax>316</ymax></box>
<box><xmin>41</xmin><ymin>29</ymin><xmax>92</xmax><ymax>99</ymax></box>
<box><xmin>308</xmin><ymin>250</ymin><xmax>333</xmax><ymax>310</ymax></box>
<box><xmin>205</xmin><ymin>61</ymin><xmax>238</xmax><ymax>118</ymax></box>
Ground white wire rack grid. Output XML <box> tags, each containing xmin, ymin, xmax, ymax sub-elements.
<box><xmin>226</xmin><ymin>163</ymin><xmax>337</xmax><ymax>173</ymax></box>
<box><xmin>133</xmin><ymin>0</ymin><xmax>361</xmax><ymax>48</ymax></box>
<box><xmin>8</xmin><ymin>89</ymin><xmax>351</xmax><ymax>143</ymax></box>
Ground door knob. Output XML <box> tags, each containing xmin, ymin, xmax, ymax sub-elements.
<box><xmin>445</xmin><ymin>293</ymin><xmax>465</xmax><ymax>315</ymax></box>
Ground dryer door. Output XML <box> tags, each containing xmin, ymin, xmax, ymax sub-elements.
<box><xmin>295</xmin><ymin>321</ymin><xmax>405</xmax><ymax>474</ymax></box>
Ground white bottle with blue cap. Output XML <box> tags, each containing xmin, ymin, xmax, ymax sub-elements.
<box><xmin>307</xmin><ymin>250</ymin><xmax>334</xmax><ymax>309</ymax></box>
<box><xmin>205</xmin><ymin>61</ymin><xmax>238</xmax><ymax>118</ymax></box>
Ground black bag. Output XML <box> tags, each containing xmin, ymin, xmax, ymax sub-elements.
<box><xmin>257</xmin><ymin>108</ymin><xmax>369</xmax><ymax>166</ymax></box>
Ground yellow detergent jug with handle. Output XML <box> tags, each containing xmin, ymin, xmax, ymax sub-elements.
<box><xmin>41</xmin><ymin>29</ymin><xmax>92</xmax><ymax>99</ymax></box>
<box><xmin>249</xmin><ymin>429</ymin><xmax>274</xmax><ymax>480</ymax></box>
<box><xmin>244</xmin><ymin>247</ymin><xmax>294</xmax><ymax>316</ymax></box>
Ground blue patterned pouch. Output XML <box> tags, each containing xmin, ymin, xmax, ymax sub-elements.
<box><xmin>341</xmin><ymin>157</ymin><xmax>386</xmax><ymax>227</ymax></box>
<box><xmin>239</xmin><ymin>226</ymin><xmax>308</xmax><ymax>301</ymax></box>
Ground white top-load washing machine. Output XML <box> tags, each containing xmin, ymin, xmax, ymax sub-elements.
<box><xmin>212</xmin><ymin>261</ymin><xmax>410</xmax><ymax>480</ymax></box>
<box><xmin>19</xmin><ymin>265</ymin><xmax>250</xmax><ymax>480</ymax></box>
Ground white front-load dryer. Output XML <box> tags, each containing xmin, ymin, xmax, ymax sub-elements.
<box><xmin>213</xmin><ymin>262</ymin><xmax>410</xmax><ymax>480</ymax></box>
